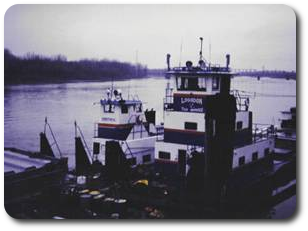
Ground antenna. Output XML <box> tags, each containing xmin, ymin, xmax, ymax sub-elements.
<box><xmin>135</xmin><ymin>49</ymin><xmax>139</xmax><ymax>77</ymax></box>
<box><xmin>209</xmin><ymin>37</ymin><xmax>211</xmax><ymax>66</ymax></box>
<box><xmin>127</xmin><ymin>77</ymin><xmax>130</xmax><ymax>100</ymax></box>
<box><xmin>179</xmin><ymin>38</ymin><xmax>183</xmax><ymax>67</ymax></box>
<box><xmin>166</xmin><ymin>54</ymin><xmax>171</xmax><ymax>71</ymax></box>
<box><xmin>134</xmin><ymin>50</ymin><xmax>139</xmax><ymax>97</ymax></box>
<box><xmin>199</xmin><ymin>37</ymin><xmax>203</xmax><ymax>61</ymax></box>
<box><xmin>111</xmin><ymin>76</ymin><xmax>114</xmax><ymax>99</ymax></box>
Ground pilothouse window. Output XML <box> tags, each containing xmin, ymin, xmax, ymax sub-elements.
<box><xmin>198</xmin><ymin>78</ymin><xmax>206</xmax><ymax>90</ymax></box>
<box><xmin>104</xmin><ymin>104</ymin><xmax>115</xmax><ymax>113</ymax></box>
<box><xmin>177</xmin><ymin>77</ymin><xmax>188</xmax><ymax>90</ymax></box>
<box><xmin>121</xmin><ymin>105</ymin><xmax>128</xmax><ymax>114</ymax></box>
<box><xmin>158</xmin><ymin>151</ymin><xmax>171</xmax><ymax>160</ymax></box>
<box><xmin>177</xmin><ymin>77</ymin><xmax>207</xmax><ymax>91</ymax></box>
<box><xmin>136</xmin><ymin>104</ymin><xmax>142</xmax><ymax>112</ymax></box>
<box><xmin>188</xmin><ymin>78</ymin><xmax>198</xmax><ymax>90</ymax></box>
<box><xmin>212</xmin><ymin>76</ymin><xmax>220</xmax><ymax>90</ymax></box>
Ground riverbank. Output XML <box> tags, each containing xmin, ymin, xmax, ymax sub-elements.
<box><xmin>4</xmin><ymin>49</ymin><xmax>148</xmax><ymax>85</ymax></box>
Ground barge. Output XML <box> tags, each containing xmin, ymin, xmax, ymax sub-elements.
<box><xmin>4</xmin><ymin>132</ymin><xmax>68</xmax><ymax>218</ymax></box>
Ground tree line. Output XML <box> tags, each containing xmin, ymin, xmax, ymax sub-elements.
<box><xmin>4</xmin><ymin>49</ymin><xmax>148</xmax><ymax>84</ymax></box>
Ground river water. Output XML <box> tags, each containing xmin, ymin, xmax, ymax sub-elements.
<box><xmin>4</xmin><ymin>76</ymin><xmax>296</xmax><ymax>218</ymax></box>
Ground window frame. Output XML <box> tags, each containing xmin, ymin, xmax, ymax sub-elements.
<box><xmin>158</xmin><ymin>151</ymin><xmax>171</xmax><ymax>160</ymax></box>
<box><xmin>238</xmin><ymin>156</ymin><xmax>245</xmax><ymax>166</ymax></box>
<box><xmin>252</xmin><ymin>152</ymin><xmax>258</xmax><ymax>162</ymax></box>
<box><xmin>142</xmin><ymin>154</ymin><xmax>151</xmax><ymax>163</ymax></box>
<box><xmin>121</xmin><ymin>104</ymin><xmax>128</xmax><ymax>114</ymax></box>
<box><xmin>104</xmin><ymin>104</ymin><xmax>115</xmax><ymax>113</ymax></box>
<box><xmin>176</xmin><ymin>76</ymin><xmax>207</xmax><ymax>91</ymax></box>
<box><xmin>128</xmin><ymin>157</ymin><xmax>137</xmax><ymax>166</ymax></box>
<box><xmin>212</xmin><ymin>76</ymin><xmax>220</xmax><ymax>91</ymax></box>
<box><xmin>236</xmin><ymin>121</ymin><xmax>243</xmax><ymax>130</ymax></box>
<box><xmin>184</xmin><ymin>122</ymin><xmax>198</xmax><ymax>130</ymax></box>
<box><xmin>264</xmin><ymin>148</ymin><xmax>270</xmax><ymax>157</ymax></box>
<box><xmin>93</xmin><ymin>142</ymin><xmax>100</xmax><ymax>155</ymax></box>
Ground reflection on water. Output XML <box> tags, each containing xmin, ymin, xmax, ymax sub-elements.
<box><xmin>4</xmin><ymin>76</ymin><xmax>296</xmax><ymax>167</ymax></box>
<box><xmin>4</xmin><ymin>77</ymin><xmax>166</xmax><ymax>167</ymax></box>
<box><xmin>4</xmin><ymin>76</ymin><xmax>296</xmax><ymax>218</ymax></box>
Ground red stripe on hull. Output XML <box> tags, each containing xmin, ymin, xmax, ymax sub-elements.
<box><xmin>155</xmin><ymin>159</ymin><xmax>178</xmax><ymax>164</ymax></box>
<box><xmin>164</xmin><ymin>127</ymin><xmax>205</xmax><ymax>135</ymax></box>
<box><xmin>98</xmin><ymin>123</ymin><xmax>133</xmax><ymax>128</ymax></box>
<box><xmin>173</xmin><ymin>93</ymin><xmax>207</xmax><ymax>98</ymax></box>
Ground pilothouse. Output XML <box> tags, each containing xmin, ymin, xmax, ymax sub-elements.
<box><xmin>92</xmin><ymin>87</ymin><xmax>162</xmax><ymax>171</ymax></box>
<box><xmin>155</xmin><ymin>37</ymin><xmax>275</xmax><ymax>188</ymax></box>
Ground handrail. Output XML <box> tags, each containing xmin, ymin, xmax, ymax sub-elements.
<box><xmin>171</xmin><ymin>65</ymin><xmax>228</xmax><ymax>73</ymax></box>
<box><xmin>252</xmin><ymin>124</ymin><xmax>275</xmax><ymax>143</ymax></box>
<box><xmin>44</xmin><ymin>117</ymin><xmax>62</xmax><ymax>158</ymax></box>
<box><xmin>93</xmin><ymin>123</ymin><xmax>98</xmax><ymax>137</ymax></box>
<box><xmin>122</xmin><ymin>141</ymin><xmax>134</xmax><ymax>159</ymax></box>
<box><xmin>126</xmin><ymin>147</ymin><xmax>154</xmax><ymax>156</ymax></box>
<box><xmin>230</xmin><ymin>90</ymin><xmax>250</xmax><ymax>111</ymax></box>
<box><xmin>186</xmin><ymin>145</ymin><xmax>204</xmax><ymax>156</ymax></box>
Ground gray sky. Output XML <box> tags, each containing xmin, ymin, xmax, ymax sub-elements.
<box><xmin>4</xmin><ymin>4</ymin><xmax>296</xmax><ymax>70</ymax></box>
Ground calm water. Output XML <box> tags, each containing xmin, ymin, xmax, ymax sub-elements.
<box><xmin>4</xmin><ymin>76</ymin><xmax>296</xmax><ymax>218</ymax></box>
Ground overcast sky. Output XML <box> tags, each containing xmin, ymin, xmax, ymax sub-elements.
<box><xmin>4</xmin><ymin>4</ymin><xmax>296</xmax><ymax>70</ymax></box>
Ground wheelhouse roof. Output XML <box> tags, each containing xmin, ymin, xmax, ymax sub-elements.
<box><xmin>166</xmin><ymin>66</ymin><xmax>236</xmax><ymax>77</ymax></box>
<box><xmin>100</xmin><ymin>99</ymin><xmax>142</xmax><ymax>106</ymax></box>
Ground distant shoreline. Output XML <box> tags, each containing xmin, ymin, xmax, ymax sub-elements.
<box><xmin>4</xmin><ymin>49</ymin><xmax>149</xmax><ymax>85</ymax></box>
<box><xmin>4</xmin><ymin>49</ymin><xmax>296</xmax><ymax>85</ymax></box>
<box><xmin>4</xmin><ymin>72</ymin><xmax>297</xmax><ymax>86</ymax></box>
<box><xmin>4</xmin><ymin>74</ymin><xmax>166</xmax><ymax>86</ymax></box>
<box><xmin>4</xmin><ymin>74</ymin><xmax>296</xmax><ymax>87</ymax></box>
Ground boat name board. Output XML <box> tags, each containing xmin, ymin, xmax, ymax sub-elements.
<box><xmin>174</xmin><ymin>95</ymin><xmax>205</xmax><ymax>113</ymax></box>
<box><xmin>101</xmin><ymin>117</ymin><xmax>116</xmax><ymax>122</ymax></box>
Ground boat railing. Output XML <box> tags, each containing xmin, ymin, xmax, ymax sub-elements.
<box><xmin>123</xmin><ymin>146</ymin><xmax>155</xmax><ymax>159</ymax></box>
<box><xmin>127</xmin><ymin>113</ymin><xmax>140</xmax><ymax>124</ymax></box>
<box><xmin>252</xmin><ymin>123</ymin><xmax>275</xmax><ymax>143</ymax></box>
<box><xmin>231</xmin><ymin>90</ymin><xmax>251</xmax><ymax>111</ymax></box>
<box><xmin>128</xmin><ymin>94</ymin><xmax>140</xmax><ymax>101</ymax></box>
<box><xmin>155</xmin><ymin>124</ymin><xmax>164</xmax><ymax>141</ymax></box>
<box><xmin>122</xmin><ymin>141</ymin><xmax>135</xmax><ymax>159</ymax></box>
<box><xmin>127</xmin><ymin>114</ymin><xmax>148</xmax><ymax>140</ymax></box>
<box><xmin>94</xmin><ymin>123</ymin><xmax>98</xmax><ymax>137</ymax></box>
<box><xmin>170</xmin><ymin>65</ymin><xmax>229</xmax><ymax>73</ymax></box>
<box><xmin>163</xmin><ymin>96</ymin><xmax>174</xmax><ymax>111</ymax></box>
<box><xmin>163</xmin><ymin>86</ymin><xmax>174</xmax><ymax>111</ymax></box>
<box><xmin>186</xmin><ymin>145</ymin><xmax>204</xmax><ymax>156</ymax></box>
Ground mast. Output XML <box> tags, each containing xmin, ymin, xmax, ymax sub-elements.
<box><xmin>179</xmin><ymin>38</ymin><xmax>183</xmax><ymax>67</ymax></box>
<box><xmin>209</xmin><ymin>37</ymin><xmax>211</xmax><ymax>66</ymax></box>
<box><xmin>135</xmin><ymin>49</ymin><xmax>139</xmax><ymax>77</ymax></box>
<box><xmin>199</xmin><ymin>37</ymin><xmax>203</xmax><ymax>61</ymax></box>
